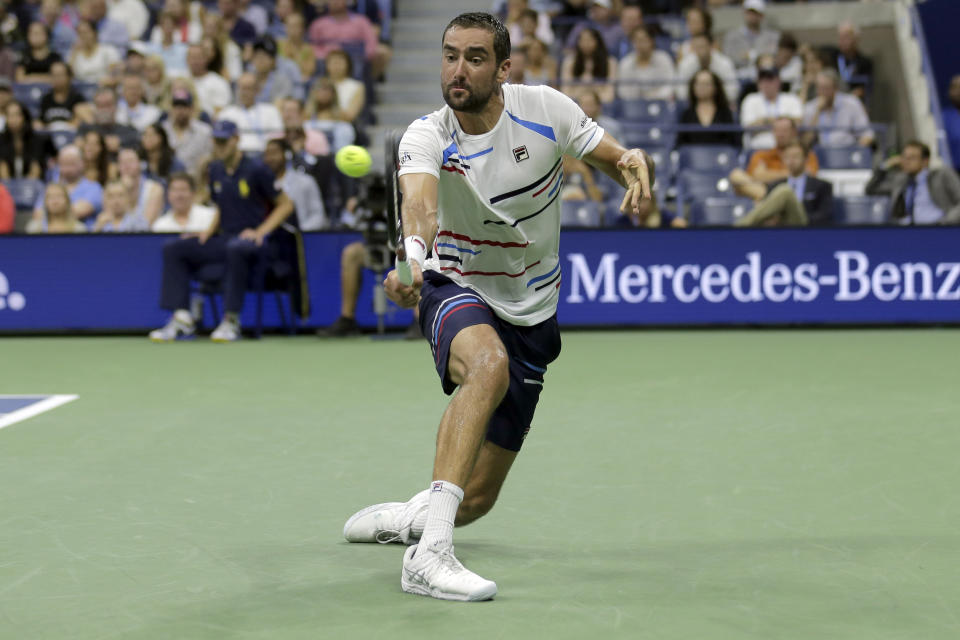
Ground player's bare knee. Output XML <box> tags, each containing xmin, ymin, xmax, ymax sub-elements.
<box><xmin>464</xmin><ymin>343</ymin><xmax>510</xmax><ymax>399</ymax></box>
<box><xmin>342</xmin><ymin>241</ymin><xmax>364</xmax><ymax>267</ymax></box>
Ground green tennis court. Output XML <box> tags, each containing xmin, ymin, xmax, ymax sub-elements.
<box><xmin>2</xmin><ymin>331</ymin><xmax>958</xmax><ymax>639</ymax></box>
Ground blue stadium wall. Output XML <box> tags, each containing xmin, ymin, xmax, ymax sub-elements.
<box><xmin>1</xmin><ymin>229</ymin><xmax>959</xmax><ymax>331</ymax></box>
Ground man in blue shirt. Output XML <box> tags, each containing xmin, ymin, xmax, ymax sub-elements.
<box><xmin>866</xmin><ymin>140</ymin><xmax>960</xmax><ymax>225</ymax></box>
<box><xmin>149</xmin><ymin>120</ymin><xmax>295</xmax><ymax>342</ymax></box>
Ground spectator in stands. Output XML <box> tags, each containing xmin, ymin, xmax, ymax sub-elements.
<box><xmin>124</xmin><ymin>47</ymin><xmax>147</xmax><ymax>77</ymax></box>
<box><xmin>578</xmin><ymin>90</ymin><xmax>622</xmax><ymax>144</ymax></box>
<box><xmin>677</xmin><ymin>32</ymin><xmax>738</xmax><ymax>104</ymax></box>
<box><xmin>202</xmin><ymin>13</ymin><xmax>243</xmax><ymax>80</ymax></box>
<box><xmin>0</xmin><ymin>101</ymin><xmax>52</xmax><ymax>180</ymax></box>
<box><xmin>739</xmin><ymin>66</ymin><xmax>802</xmax><ymax>149</ymax></box>
<box><xmin>774</xmin><ymin>32</ymin><xmax>801</xmax><ymax>91</ymax></box>
<box><xmin>17</xmin><ymin>22</ymin><xmax>63</xmax><ymax>83</ymax></box>
<box><xmin>508</xmin><ymin>46</ymin><xmax>527</xmax><ymax>85</ymax></box>
<box><xmin>162</xmin><ymin>88</ymin><xmax>213</xmax><ymax>178</ymax></box>
<box><xmin>151</xmin><ymin>172</ymin><xmax>216</xmax><ymax>232</ymax></box>
<box><xmin>0</xmin><ymin>78</ymin><xmax>10</xmax><ymax>129</ymax></box>
<box><xmin>561</xmin><ymin>27</ymin><xmax>617</xmax><ymax>104</ymax></box>
<box><xmin>606</xmin><ymin>5</ymin><xmax>644</xmax><ymax>61</ymax></box>
<box><xmin>280</xmin><ymin>97</ymin><xmax>328</xmax><ymax>156</ymax></box>
<box><xmin>148</xmin><ymin>11</ymin><xmax>188</xmax><ymax>75</ymax></box>
<box><xmin>239</xmin><ymin>0</ymin><xmax>268</xmax><ymax>36</ymax></box>
<box><xmin>802</xmin><ymin>69</ymin><xmax>873</xmax><ymax>148</ymax></box>
<box><xmin>0</xmin><ymin>33</ymin><xmax>14</xmax><ymax>84</ymax></box>
<box><xmin>143</xmin><ymin>55</ymin><xmax>173</xmax><ymax>108</ymax></box>
<box><xmin>186</xmin><ymin>43</ymin><xmax>232</xmax><ymax>116</ymax></box>
<box><xmin>676</xmin><ymin>69</ymin><xmax>738</xmax><ymax>148</ymax></box>
<box><xmin>325</xmin><ymin>48</ymin><xmax>365</xmax><ymax>124</ymax></box>
<box><xmin>0</xmin><ymin>182</ymin><xmax>12</xmax><ymax>234</ymax></box>
<box><xmin>81</xmin><ymin>0</ymin><xmax>128</xmax><ymax>52</ymax></box>
<box><xmin>251</xmin><ymin>35</ymin><xmax>297</xmax><ymax>104</ymax></box>
<box><xmin>560</xmin><ymin>155</ymin><xmax>605</xmax><ymax>205</ymax></box>
<box><xmin>520</xmin><ymin>37</ymin><xmax>556</xmax><ymax>87</ymax></box>
<box><xmin>676</xmin><ymin>6</ymin><xmax>712</xmax><ymax>64</ymax></box>
<box><xmin>93</xmin><ymin>178</ymin><xmax>146</xmax><ymax>231</ymax></box>
<box><xmin>829</xmin><ymin>21</ymin><xmax>872</xmax><ymax>101</ymax></box>
<box><xmin>27</xmin><ymin>182</ymin><xmax>87</xmax><ymax>233</ymax></box>
<box><xmin>304</xmin><ymin>78</ymin><xmax>354</xmax><ymax>151</ymax></box>
<box><xmin>69</xmin><ymin>19</ymin><xmax>120</xmax><ymax>83</ymax></box>
<box><xmin>81</xmin><ymin>130</ymin><xmax>113</xmax><ymax>185</ymax></box>
<box><xmin>731</xmin><ymin>118</ymin><xmax>817</xmax><ymax>195</ymax></box>
<box><xmin>277</xmin><ymin>12</ymin><xmax>316</xmax><ymax>82</ymax></box>
<box><xmin>617</xmin><ymin>25</ymin><xmax>675</xmax><ymax>102</ymax></box>
<box><xmin>40</xmin><ymin>0</ymin><xmax>77</xmax><ymax>57</ymax></box>
<box><xmin>148</xmin><ymin>119</ymin><xmax>295</xmax><ymax>342</ymax></box>
<box><xmin>116</xmin><ymin>145</ymin><xmax>164</xmax><ymax>228</ymax></box>
<box><xmin>78</xmin><ymin>86</ymin><xmax>139</xmax><ymax>153</ymax></box>
<box><xmin>141</xmin><ymin>123</ymin><xmax>185</xmax><ymax>183</ymax></box>
<box><xmin>266</xmin><ymin>0</ymin><xmax>295</xmax><ymax>39</ymax></box>
<box><xmin>116</xmin><ymin>73</ymin><xmax>162</xmax><ymax>132</ymax></box>
<box><xmin>734</xmin><ymin>140</ymin><xmax>833</xmax><ymax>227</ymax></box>
<box><xmin>504</xmin><ymin>0</ymin><xmax>553</xmax><ymax>48</ymax></box>
<box><xmin>219</xmin><ymin>72</ymin><xmax>283</xmax><ymax>153</ymax></box>
<box><xmin>39</xmin><ymin>61</ymin><xmax>86</xmax><ymax>130</ymax></box>
<box><xmin>722</xmin><ymin>0</ymin><xmax>778</xmax><ymax>78</ymax></box>
<box><xmin>795</xmin><ymin>44</ymin><xmax>827</xmax><ymax>103</ymax></box>
<box><xmin>50</xmin><ymin>142</ymin><xmax>103</xmax><ymax>217</ymax></box>
<box><xmin>309</xmin><ymin>0</ymin><xmax>391</xmax><ymax>81</ymax></box>
<box><xmin>216</xmin><ymin>0</ymin><xmax>256</xmax><ymax>47</ymax></box>
<box><xmin>944</xmin><ymin>75</ymin><xmax>960</xmax><ymax>170</ymax></box>
<box><xmin>0</xmin><ymin>0</ymin><xmax>19</xmax><ymax>48</ymax></box>
<box><xmin>148</xmin><ymin>0</ymin><xmax>202</xmax><ymax>46</ymax></box>
<box><xmin>866</xmin><ymin>141</ymin><xmax>960</xmax><ymax>225</ymax></box>
<box><xmin>564</xmin><ymin>0</ymin><xmax>620</xmax><ymax>55</ymax></box>
<box><xmin>263</xmin><ymin>137</ymin><xmax>326</xmax><ymax>231</ymax></box>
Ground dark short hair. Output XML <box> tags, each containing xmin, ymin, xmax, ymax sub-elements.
<box><xmin>778</xmin><ymin>32</ymin><xmax>798</xmax><ymax>52</ymax></box>
<box><xmin>168</xmin><ymin>172</ymin><xmax>195</xmax><ymax>190</ymax></box>
<box><xmin>443</xmin><ymin>12</ymin><xmax>511</xmax><ymax>65</ymax></box>
<box><xmin>520</xmin><ymin>8</ymin><xmax>537</xmax><ymax>22</ymax></box>
<box><xmin>904</xmin><ymin>140</ymin><xmax>931</xmax><ymax>159</ymax></box>
<box><xmin>266</xmin><ymin>137</ymin><xmax>291</xmax><ymax>155</ymax></box>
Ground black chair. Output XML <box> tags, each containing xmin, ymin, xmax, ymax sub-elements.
<box><xmin>195</xmin><ymin>224</ymin><xmax>310</xmax><ymax>338</ymax></box>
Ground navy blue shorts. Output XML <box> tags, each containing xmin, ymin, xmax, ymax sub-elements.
<box><xmin>418</xmin><ymin>270</ymin><xmax>562</xmax><ymax>452</ymax></box>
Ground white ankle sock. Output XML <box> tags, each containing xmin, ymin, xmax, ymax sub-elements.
<box><xmin>418</xmin><ymin>481</ymin><xmax>463</xmax><ymax>552</ymax></box>
<box><xmin>173</xmin><ymin>309</ymin><xmax>194</xmax><ymax>326</ymax></box>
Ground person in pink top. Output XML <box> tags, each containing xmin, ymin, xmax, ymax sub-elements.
<box><xmin>308</xmin><ymin>0</ymin><xmax>390</xmax><ymax>79</ymax></box>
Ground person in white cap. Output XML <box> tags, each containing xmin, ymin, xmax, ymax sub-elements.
<box><xmin>722</xmin><ymin>0</ymin><xmax>779</xmax><ymax>78</ymax></box>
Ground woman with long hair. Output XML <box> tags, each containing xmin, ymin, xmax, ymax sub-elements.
<box><xmin>140</xmin><ymin>123</ymin><xmax>184</xmax><ymax>183</ymax></box>
<box><xmin>143</xmin><ymin>55</ymin><xmax>173</xmax><ymax>108</ymax></box>
<box><xmin>201</xmin><ymin>13</ymin><xmax>242</xmax><ymax>80</ymax></box>
<box><xmin>68</xmin><ymin>19</ymin><xmax>120</xmax><ymax>83</ymax></box>
<box><xmin>676</xmin><ymin>69</ymin><xmax>739</xmax><ymax>147</ymax></box>
<box><xmin>81</xmin><ymin>129</ymin><xmax>115</xmax><ymax>185</ymax></box>
<box><xmin>17</xmin><ymin>21</ymin><xmax>63</xmax><ymax>83</ymax></box>
<box><xmin>116</xmin><ymin>146</ymin><xmax>165</xmax><ymax>228</ymax></box>
<box><xmin>520</xmin><ymin>37</ymin><xmax>557</xmax><ymax>87</ymax></box>
<box><xmin>561</xmin><ymin>27</ymin><xmax>617</xmax><ymax>103</ymax></box>
<box><xmin>278</xmin><ymin>12</ymin><xmax>316</xmax><ymax>81</ymax></box>
<box><xmin>324</xmin><ymin>49</ymin><xmax>365</xmax><ymax>123</ymax></box>
<box><xmin>0</xmin><ymin>101</ymin><xmax>53</xmax><ymax>180</ymax></box>
<box><xmin>27</xmin><ymin>183</ymin><xmax>86</xmax><ymax>233</ymax></box>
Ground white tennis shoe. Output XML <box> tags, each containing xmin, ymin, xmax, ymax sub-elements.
<box><xmin>342</xmin><ymin>490</ymin><xmax>429</xmax><ymax>544</ymax></box>
<box><xmin>210</xmin><ymin>318</ymin><xmax>240</xmax><ymax>342</ymax></box>
<box><xmin>401</xmin><ymin>544</ymin><xmax>497</xmax><ymax>602</ymax></box>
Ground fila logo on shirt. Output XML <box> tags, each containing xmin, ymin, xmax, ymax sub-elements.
<box><xmin>513</xmin><ymin>145</ymin><xmax>529</xmax><ymax>163</ymax></box>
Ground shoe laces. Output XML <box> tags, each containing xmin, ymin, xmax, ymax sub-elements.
<box><xmin>428</xmin><ymin>546</ymin><xmax>466</xmax><ymax>578</ymax></box>
<box><xmin>375</xmin><ymin>529</ymin><xmax>402</xmax><ymax>544</ymax></box>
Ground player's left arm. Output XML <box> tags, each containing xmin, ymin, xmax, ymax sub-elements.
<box><xmin>581</xmin><ymin>132</ymin><xmax>655</xmax><ymax>215</ymax></box>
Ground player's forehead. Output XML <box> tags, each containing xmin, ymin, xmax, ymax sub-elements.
<box><xmin>442</xmin><ymin>26</ymin><xmax>494</xmax><ymax>56</ymax></box>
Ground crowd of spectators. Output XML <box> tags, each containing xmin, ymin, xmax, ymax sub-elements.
<box><xmin>0</xmin><ymin>0</ymin><xmax>958</xmax><ymax>239</ymax></box>
<box><xmin>0</xmin><ymin>0</ymin><xmax>390</xmax><ymax>235</ymax></box>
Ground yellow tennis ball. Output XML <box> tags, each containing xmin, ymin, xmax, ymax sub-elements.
<box><xmin>335</xmin><ymin>145</ymin><xmax>372</xmax><ymax>178</ymax></box>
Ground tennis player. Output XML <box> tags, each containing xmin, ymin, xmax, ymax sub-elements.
<box><xmin>343</xmin><ymin>12</ymin><xmax>653</xmax><ymax>601</ymax></box>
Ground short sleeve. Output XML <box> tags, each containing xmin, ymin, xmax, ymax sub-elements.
<box><xmin>539</xmin><ymin>86</ymin><xmax>604</xmax><ymax>159</ymax></box>
<box><xmin>397</xmin><ymin>118</ymin><xmax>444</xmax><ymax>179</ymax></box>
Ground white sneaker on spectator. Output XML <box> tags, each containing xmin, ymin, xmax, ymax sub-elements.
<box><xmin>210</xmin><ymin>318</ymin><xmax>241</xmax><ymax>342</ymax></box>
<box><xmin>343</xmin><ymin>489</ymin><xmax>429</xmax><ymax>544</ymax></box>
<box><xmin>149</xmin><ymin>314</ymin><xmax>196</xmax><ymax>342</ymax></box>
<box><xmin>401</xmin><ymin>544</ymin><xmax>497</xmax><ymax>602</ymax></box>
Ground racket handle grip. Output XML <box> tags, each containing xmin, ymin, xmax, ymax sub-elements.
<box><xmin>396</xmin><ymin>257</ymin><xmax>413</xmax><ymax>286</ymax></box>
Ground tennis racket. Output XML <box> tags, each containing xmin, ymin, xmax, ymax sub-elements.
<box><xmin>385</xmin><ymin>129</ymin><xmax>413</xmax><ymax>286</ymax></box>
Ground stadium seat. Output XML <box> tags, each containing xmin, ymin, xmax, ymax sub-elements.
<box><xmin>12</xmin><ymin>82</ymin><xmax>49</xmax><ymax>117</ymax></box>
<box><xmin>2</xmin><ymin>179</ymin><xmax>45</xmax><ymax>211</ymax></box>
<box><xmin>74</xmin><ymin>82</ymin><xmax>98</xmax><ymax>102</ymax></box>
<box><xmin>815</xmin><ymin>146</ymin><xmax>874</xmax><ymax>170</ymax></box>
<box><xmin>560</xmin><ymin>200</ymin><xmax>601</xmax><ymax>228</ymax></box>
<box><xmin>50</xmin><ymin>130</ymin><xmax>76</xmax><ymax>150</ymax></box>
<box><xmin>621</xmin><ymin>123</ymin><xmax>675</xmax><ymax>149</ymax></box>
<box><xmin>645</xmin><ymin>146</ymin><xmax>675</xmax><ymax>187</ymax></box>
<box><xmin>618</xmin><ymin>99</ymin><xmax>674</xmax><ymax>123</ymax></box>
<box><xmin>690</xmin><ymin>197</ymin><xmax>755</xmax><ymax>226</ymax></box>
<box><xmin>677</xmin><ymin>171</ymin><xmax>733</xmax><ymax>202</ymax></box>
<box><xmin>834</xmin><ymin>196</ymin><xmax>890</xmax><ymax>225</ymax></box>
<box><xmin>676</xmin><ymin>145</ymin><xmax>740</xmax><ymax>173</ymax></box>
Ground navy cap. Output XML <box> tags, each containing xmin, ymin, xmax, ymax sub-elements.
<box><xmin>253</xmin><ymin>35</ymin><xmax>278</xmax><ymax>58</ymax></box>
<box><xmin>211</xmin><ymin>120</ymin><xmax>239</xmax><ymax>139</ymax></box>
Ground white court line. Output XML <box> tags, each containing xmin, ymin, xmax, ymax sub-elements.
<box><xmin>0</xmin><ymin>395</ymin><xmax>79</xmax><ymax>431</ymax></box>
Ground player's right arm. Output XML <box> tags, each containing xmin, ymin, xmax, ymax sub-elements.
<box><xmin>384</xmin><ymin>172</ymin><xmax>438</xmax><ymax>308</ymax></box>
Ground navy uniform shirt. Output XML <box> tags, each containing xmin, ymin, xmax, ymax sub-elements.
<box><xmin>208</xmin><ymin>156</ymin><xmax>278</xmax><ymax>235</ymax></box>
